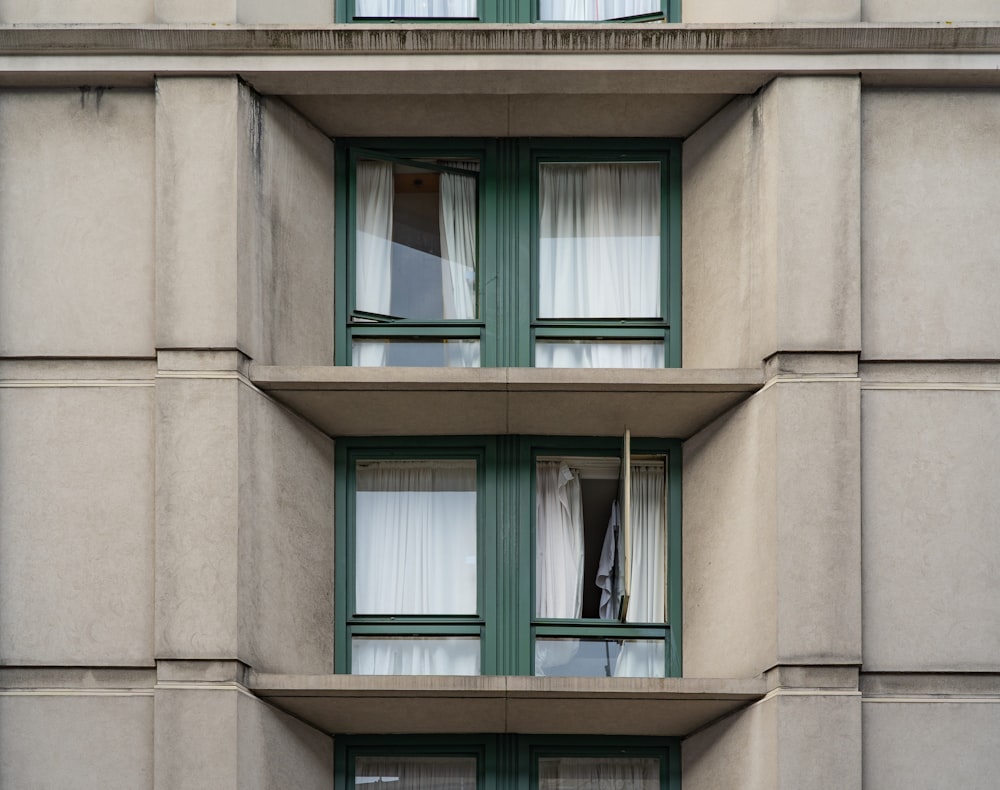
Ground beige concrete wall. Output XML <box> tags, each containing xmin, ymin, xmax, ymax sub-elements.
<box><xmin>244</xmin><ymin>96</ymin><xmax>336</xmax><ymax>367</ymax></box>
<box><xmin>157</xmin><ymin>79</ymin><xmax>335</xmax><ymax>365</ymax></box>
<box><xmin>683</xmin><ymin>77</ymin><xmax>860</xmax><ymax>368</ymax></box>
<box><xmin>156</xmin><ymin>354</ymin><xmax>334</xmax><ymax>672</ymax></box>
<box><xmin>862</xmin><ymin>90</ymin><xmax>1000</xmax><ymax>360</ymax></box>
<box><xmin>0</xmin><ymin>694</ymin><xmax>153</xmax><ymax>788</ymax></box>
<box><xmin>684</xmin><ymin>693</ymin><xmax>861</xmax><ymax>790</ymax></box>
<box><xmin>0</xmin><ymin>0</ymin><xmax>154</xmax><ymax>22</ymax></box>
<box><xmin>0</xmin><ymin>89</ymin><xmax>155</xmax><ymax>357</ymax></box>
<box><xmin>862</xmin><ymin>388</ymin><xmax>1000</xmax><ymax>671</ymax></box>
<box><xmin>862</xmin><ymin>1</ymin><xmax>1000</xmax><ymax>22</ymax></box>
<box><xmin>237</xmin><ymin>384</ymin><xmax>335</xmax><ymax>674</ymax></box>
<box><xmin>684</xmin><ymin>375</ymin><xmax>861</xmax><ymax>678</ymax></box>
<box><xmin>0</xmin><ymin>368</ymin><xmax>155</xmax><ymax>666</ymax></box>
<box><xmin>683</xmin><ymin>0</ymin><xmax>859</xmax><ymax>23</ymax></box>
<box><xmin>863</xmin><ymin>701</ymin><xmax>1000</xmax><ymax>789</ymax></box>
<box><xmin>154</xmin><ymin>687</ymin><xmax>332</xmax><ymax>790</ymax></box>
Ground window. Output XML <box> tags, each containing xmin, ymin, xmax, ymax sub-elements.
<box><xmin>337</xmin><ymin>0</ymin><xmax>679</xmax><ymax>22</ymax></box>
<box><xmin>337</xmin><ymin>736</ymin><xmax>681</xmax><ymax>790</ymax></box>
<box><xmin>335</xmin><ymin>139</ymin><xmax>681</xmax><ymax>368</ymax></box>
<box><xmin>334</xmin><ymin>435</ymin><xmax>681</xmax><ymax>677</ymax></box>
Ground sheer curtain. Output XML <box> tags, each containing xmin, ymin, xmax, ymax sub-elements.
<box><xmin>535</xmin><ymin>462</ymin><xmax>584</xmax><ymax>675</ymax></box>
<box><xmin>355</xmin><ymin>0</ymin><xmax>476</xmax><ymax>16</ymax></box>
<box><xmin>354</xmin><ymin>160</ymin><xmax>394</xmax><ymax>366</ymax></box>
<box><xmin>538</xmin><ymin>0</ymin><xmax>658</xmax><ymax>20</ymax></box>
<box><xmin>355</xmin><ymin>756</ymin><xmax>477</xmax><ymax>789</ymax></box>
<box><xmin>537</xmin><ymin>162</ymin><xmax>660</xmax><ymax>368</ymax></box>
<box><xmin>538</xmin><ymin>757</ymin><xmax>659</xmax><ymax>790</ymax></box>
<box><xmin>614</xmin><ymin>464</ymin><xmax>667</xmax><ymax>678</ymax></box>
<box><xmin>353</xmin><ymin>460</ymin><xmax>478</xmax><ymax>675</ymax></box>
<box><xmin>439</xmin><ymin>162</ymin><xmax>480</xmax><ymax>367</ymax></box>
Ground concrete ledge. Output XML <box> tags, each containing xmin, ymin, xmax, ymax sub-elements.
<box><xmin>249</xmin><ymin>673</ymin><xmax>766</xmax><ymax>735</ymax></box>
<box><xmin>1</xmin><ymin>24</ymin><xmax>1000</xmax><ymax>56</ymax></box>
<box><xmin>250</xmin><ymin>365</ymin><xmax>763</xmax><ymax>438</ymax></box>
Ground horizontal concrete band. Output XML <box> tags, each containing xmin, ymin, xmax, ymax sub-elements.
<box><xmin>1</xmin><ymin>24</ymin><xmax>1000</xmax><ymax>55</ymax></box>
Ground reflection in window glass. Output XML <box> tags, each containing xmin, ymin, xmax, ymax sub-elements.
<box><xmin>355</xmin><ymin>756</ymin><xmax>477</xmax><ymax>788</ymax></box>
<box><xmin>538</xmin><ymin>757</ymin><xmax>660</xmax><ymax>790</ymax></box>
<box><xmin>353</xmin><ymin>339</ymin><xmax>481</xmax><ymax>368</ymax></box>
<box><xmin>356</xmin><ymin>159</ymin><xmax>478</xmax><ymax>321</ymax></box>
<box><xmin>352</xmin><ymin>637</ymin><xmax>481</xmax><ymax>676</ymax></box>
<box><xmin>538</xmin><ymin>162</ymin><xmax>660</xmax><ymax>320</ymax></box>
<box><xmin>534</xmin><ymin>638</ymin><xmax>665</xmax><ymax>678</ymax></box>
<box><xmin>355</xmin><ymin>460</ymin><xmax>478</xmax><ymax>615</ymax></box>
<box><xmin>538</xmin><ymin>0</ymin><xmax>659</xmax><ymax>20</ymax></box>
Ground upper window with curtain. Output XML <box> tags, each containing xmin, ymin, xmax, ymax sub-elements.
<box><xmin>336</xmin><ymin>139</ymin><xmax>680</xmax><ymax>369</ymax></box>
<box><xmin>338</xmin><ymin>0</ymin><xmax>679</xmax><ymax>22</ymax></box>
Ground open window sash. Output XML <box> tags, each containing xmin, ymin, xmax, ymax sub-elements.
<box><xmin>618</xmin><ymin>428</ymin><xmax>632</xmax><ymax>622</ymax></box>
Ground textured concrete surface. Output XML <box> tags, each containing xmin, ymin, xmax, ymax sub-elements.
<box><xmin>684</xmin><ymin>379</ymin><xmax>861</xmax><ymax>677</ymax></box>
<box><xmin>154</xmin><ymin>687</ymin><xmax>332</xmax><ymax>790</ymax></box>
<box><xmin>0</xmin><ymin>0</ymin><xmax>154</xmax><ymax>22</ymax></box>
<box><xmin>684</xmin><ymin>692</ymin><xmax>861</xmax><ymax>790</ymax></box>
<box><xmin>862</xmin><ymin>389</ymin><xmax>1000</xmax><ymax>670</ymax></box>
<box><xmin>863</xmin><ymin>701</ymin><xmax>1000</xmax><ymax>789</ymax></box>
<box><xmin>862</xmin><ymin>0</ymin><xmax>1000</xmax><ymax>22</ymax></box>
<box><xmin>684</xmin><ymin>0</ymin><xmax>859</xmax><ymax>22</ymax></box>
<box><xmin>0</xmin><ymin>89</ymin><xmax>155</xmax><ymax>356</ymax></box>
<box><xmin>683</xmin><ymin>77</ymin><xmax>860</xmax><ymax>368</ymax></box>
<box><xmin>0</xmin><ymin>384</ymin><xmax>155</xmax><ymax>666</ymax></box>
<box><xmin>237</xmin><ymin>385</ymin><xmax>335</xmax><ymax>674</ymax></box>
<box><xmin>862</xmin><ymin>90</ymin><xmax>1000</xmax><ymax>360</ymax></box>
<box><xmin>0</xmin><ymin>694</ymin><xmax>153</xmax><ymax>789</ymax></box>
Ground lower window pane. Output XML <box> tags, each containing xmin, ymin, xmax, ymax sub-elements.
<box><xmin>538</xmin><ymin>757</ymin><xmax>660</xmax><ymax>789</ymax></box>
<box><xmin>352</xmin><ymin>637</ymin><xmax>481</xmax><ymax>676</ymax></box>
<box><xmin>355</xmin><ymin>756</ymin><xmax>477</xmax><ymax>788</ymax></box>
<box><xmin>354</xmin><ymin>0</ymin><xmax>477</xmax><ymax>15</ymax></box>
<box><xmin>353</xmin><ymin>339</ymin><xmax>481</xmax><ymax>367</ymax></box>
<box><xmin>534</xmin><ymin>340</ymin><xmax>663</xmax><ymax>369</ymax></box>
<box><xmin>538</xmin><ymin>0</ymin><xmax>659</xmax><ymax>19</ymax></box>
<box><xmin>535</xmin><ymin>638</ymin><xmax>664</xmax><ymax>678</ymax></box>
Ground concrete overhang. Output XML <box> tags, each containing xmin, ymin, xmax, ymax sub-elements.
<box><xmin>249</xmin><ymin>366</ymin><xmax>763</xmax><ymax>438</ymax></box>
<box><xmin>1</xmin><ymin>25</ymin><xmax>1000</xmax><ymax>134</ymax></box>
<box><xmin>249</xmin><ymin>674</ymin><xmax>766</xmax><ymax>736</ymax></box>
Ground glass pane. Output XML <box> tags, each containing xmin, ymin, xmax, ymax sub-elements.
<box><xmin>538</xmin><ymin>0</ymin><xmax>659</xmax><ymax>20</ymax></box>
<box><xmin>352</xmin><ymin>637</ymin><xmax>481</xmax><ymax>676</ymax></box>
<box><xmin>355</xmin><ymin>0</ymin><xmax>477</xmax><ymax>17</ymax></box>
<box><xmin>353</xmin><ymin>339</ymin><xmax>481</xmax><ymax>368</ymax></box>
<box><xmin>356</xmin><ymin>755</ymin><xmax>477</xmax><ymax>788</ymax></box>
<box><xmin>538</xmin><ymin>162</ymin><xmax>660</xmax><ymax>319</ymax></box>
<box><xmin>535</xmin><ymin>637</ymin><xmax>665</xmax><ymax>678</ymax></box>
<box><xmin>535</xmin><ymin>340</ymin><xmax>663</xmax><ymax>369</ymax></box>
<box><xmin>355</xmin><ymin>460</ymin><xmax>477</xmax><ymax>615</ymax></box>
<box><xmin>355</xmin><ymin>159</ymin><xmax>478</xmax><ymax>320</ymax></box>
<box><xmin>538</xmin><ymin>756</ymin><xmax>660</xmax><ymax>789</ymax></box>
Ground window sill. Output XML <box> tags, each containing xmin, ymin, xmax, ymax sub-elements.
<box><xmin>249</xmin><ymin>365</ymin><xmax>763</xmax><ymax>439</ymax></box>
<box><xmin>248</xmin><ymin>673</ymin><xmax>765</xmax><ymax>735</ymax></box>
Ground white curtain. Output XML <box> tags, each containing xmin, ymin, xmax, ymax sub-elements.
<box><xmin>355</xmin><ymin>756</ymin><xmax>477</xmax><ymax>788</ymax></box>
<box><xmin>439</xmin><ymin>162</ymin><xmax>480</xmax><ymax>367</ymax></box>
<box><xmin>354</xmin><ymin>160</ymin><xmax>394</xmax><ymax>366</ymax></box>
<box><xmin>537</xmin><ymin>162</ymin><xmax>660</xmax><ymax>369</ymax></box>
<box><xmin>614</xmin><ymin>463</ymin><xmax>667</xmax><ymax>678</ymax></box>
<box><xmin>538</xmin><ymin>0</ymin><xmax>659</xmax><ymax>19</ymax></box>
<box><xmin>535</xmin><ymin>341</ymin><xmax>662</xmax><ymax>369</ymax></box>
<box><xmin>538</xmin><ymin>757</ymin><xmax>660</xmax><ymax>790</ymax></box>
<box><xmin>535</xmin><ymin>462</ymin><xmax>584</xmax><ymax>675</ymax></box>
<box><xmin>353</xmin><ymin>460</ymin><xmax>478</xmax><ymax>675</ymax></box>
<box><xmin>355</xmin><ymin>0</ymin><xmax>476</xmax><ymax>15</ymax></box>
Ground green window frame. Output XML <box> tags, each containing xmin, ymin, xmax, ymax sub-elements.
<box><xmin>336</xmin><ymin>735</ymin><xmax>681</xmax><ymax>790</ymax></box>
<box><xmin>338</xmin><ymin>0</ymin><xmax>680</xmax><ymax>23</ymax></box>
<box><xmin>334</xmin><ymin>436</ymin><xmax>682</xmax><ymax>677</ymax></box>
<box><xmin>334</xmin><ymin>138</ymin><xmax>681</xmax><ymax>369</ymax></box>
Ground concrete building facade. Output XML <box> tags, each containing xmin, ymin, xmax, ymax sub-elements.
<box><xmin>1</xmin><ymin>3</ymin><xmax>999</xmax><ymax>789</ymax></box>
